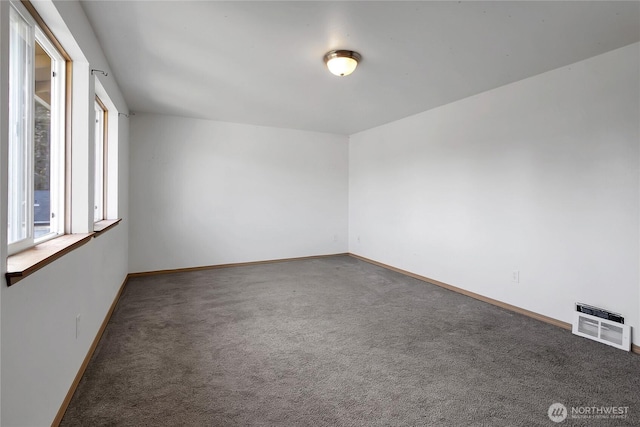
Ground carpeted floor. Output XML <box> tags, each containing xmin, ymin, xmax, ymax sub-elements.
<box><xmin>62</xmin><ymin>255</ymin><xmax>639</xmax><ymax>426</ymax></box>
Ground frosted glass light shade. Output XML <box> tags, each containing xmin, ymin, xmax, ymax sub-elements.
<box><xmin>327</xmin><ymin>56</ymin><xmax>358</xmax><ymax>76</ymax></box>
<box><xmin>324</xmin><ymin>50</ymin><xmax>361</xmax><ymax>77</ymax></box>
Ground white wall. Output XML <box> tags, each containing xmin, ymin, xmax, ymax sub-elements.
<box><xmin>1</xmin><ymin>229</ymin><xmax>128</xmax><ymax>426</ymax></box>
<box><xmin>349</xmin><ymin>43</ymin><xmax>640</xmax><ymax>342</ymax></box>
<box><xmin>129</xmin><ymin>114</ymin><xmax>348</xmax><ymax>273</ymax></box>
<box><xmin>0</xmin><ymin>1</ymin><xmax>130</xmax><ymax>425</ymax></box>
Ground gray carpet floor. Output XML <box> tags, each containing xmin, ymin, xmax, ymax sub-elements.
<box><xmin>62</xmin><ymin>255</ymin><xmax>640</xmax><ymax>426</ymax></box>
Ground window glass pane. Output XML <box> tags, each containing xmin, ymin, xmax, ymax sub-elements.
<box><xmin>36</xmin><ymin>26</ymin><xmax>66</xmax><ymax>243</ymax></box>
<box><xmin>8</xmin><ymin>6</ymin><xmax>33</xmax><ymax>245</ymax></box>
<box><xmin>34</xmin><ymin>42</ymin><xmax>52</xmax><ymax>239</ymax></box>
<box><xmin>94</xmin><ymin>100</ymin><xmax>105</xmax><ymax>222</ymax></box>
<box><xmin>8</xmin><ymin>2</ymin><xmax>66</xmax><ymax>253</ymax></box>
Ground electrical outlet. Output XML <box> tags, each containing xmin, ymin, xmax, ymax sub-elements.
<box><xmin>76</xmin><ymin>314</ymin><xmax>81</xmax><ymax>339</ymax></box>
<box><xmin>512</xmin><ymin>271</ymin><xmax>520</xmax><ymax>283</ymax></box>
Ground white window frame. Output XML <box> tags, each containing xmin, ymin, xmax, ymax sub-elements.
<box><xmin>94</xmin><ymin>77</ymin><xmax>120</xmax><ymax>221</ymax></box>
<box><xmin>8</xmin><ymin>1</ymin><xmax>66</xmax><ymax>255</ymax></box>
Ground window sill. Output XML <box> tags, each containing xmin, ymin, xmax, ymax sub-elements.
<box><xmin>5</xmin><ymin>219</ymin><xmax>123</xmax><ymax>286</ymax></box>
<box><xmin>6</xmin><ymin>234</ymin><xmax>93</xmax><ymax>287</ymax></box>
<box><xmin>93</xmin><ymin>218</ymin><xmax>122</xmax><ymax>237</ymax></box>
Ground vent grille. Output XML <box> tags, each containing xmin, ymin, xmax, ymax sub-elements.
<box><xmin>572</xmin><ymin>311</ymin><xmax>631</xmax><ymax>351</ymax></box>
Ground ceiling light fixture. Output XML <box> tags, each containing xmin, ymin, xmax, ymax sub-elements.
<box><xmin>323</xmin><ymin>50</ymin><xmax>362</xmax><ymax>77</ymax></box>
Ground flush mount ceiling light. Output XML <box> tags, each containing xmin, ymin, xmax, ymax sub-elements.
<box><xmin>323</xmin><ymin>50</ymin><xmax>362</xmax><ymax>77</ymax></box>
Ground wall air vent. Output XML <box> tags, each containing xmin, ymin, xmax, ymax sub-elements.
<box><xmin>576</xmin><ymin>302</ymin><xmax>624</xmax><ymax>324</ymax></box>
<box><xmin>572</xmin><ymin>311</ymin><xmax>631</xmax><ymax>351</ymax></box>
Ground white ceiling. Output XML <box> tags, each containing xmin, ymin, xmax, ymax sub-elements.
<box><xmin>80</xmin><ymin>1</ymin><xmax>640</xmax><ymax>135</ymax></box>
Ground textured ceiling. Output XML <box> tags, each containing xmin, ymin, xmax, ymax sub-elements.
<box><xmin>80</xmin><ymin>1</ymin><xmax>640</xmax><ymax>135</ymax></box>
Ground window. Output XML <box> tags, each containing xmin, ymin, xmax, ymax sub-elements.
<box><xmin>94</xmin><ymin>98</ymin><xmax>107</xmax><ymax>222</ymax></box>
<box><xmin>94</xmin><ymin>78</ymin><xmax>121</xmax><ymax>224</ymax></box>
<box><xmin>8</xmin><ymin>1</ymin><xmax>66</xmax><ymax>255</ymax></box>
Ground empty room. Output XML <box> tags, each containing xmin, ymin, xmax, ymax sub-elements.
<box><xmin>1</xmin><ymin>0</ymin><xmax>639</xmax><ymax>426</ymax></box>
